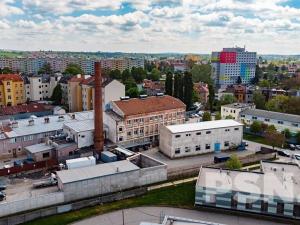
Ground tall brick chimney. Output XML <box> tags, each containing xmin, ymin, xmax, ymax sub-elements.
<box><xmin>94</xmin><ymin>62</ymin><xmax>104</xmax><ymax>154</ymax></box>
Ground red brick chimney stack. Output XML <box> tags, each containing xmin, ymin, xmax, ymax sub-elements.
<box><xmin>94</xmin><ymin>62</ymin><xmax>104</xmax><ymax>153</ymax></box>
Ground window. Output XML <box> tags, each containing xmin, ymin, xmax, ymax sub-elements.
<box><xmin>231</xmin><ymin>195</ymin><xmax>238</xmax><ymax>209</ymax></box>
<box><xmin>261</xmin><ymin>201</ymin><xmax>268</xmax><ymax>212</ymax></box>
<box><xmin>134</xmin><ymin>129</ymin><xmax>138</xmax><ymax>135</ymax></box>
<box><xmin>252</xmin><ymin>116</ymin><xmax>257</xmax><ymax>120</ymax></box>
<box><xmin>206</xmin><ymin>131</ymin><xmax>211</xmax><ymax>134</ymax></box>
<box><xmin>185</xmin><ymin>147</ymin><xmax>191</xmax><ymax>153</ymax></box>
<box><xmin>127</xmin><ymin>120</ymin><xmax>131</xmax><ymax>125</ymax></box>
<box><xmin>42</xmin><ymin>152</ymin><xmax>50</xmax><ymax>158</ymax></box>
<box><xmin>205</xmin><ymin>194</ymin><xmax>216</xmax><ymax>205</ymax></box>
<box><xmin>195</xmin><ymin>145</ymin><xmax>201</xmax><ymax>151</ymax></box>
<box><xmin>175</xmin><ymin>135</ymin><xmax>181</xmax><ymax>138</ymax></box>
<box><xmin>127</xmin><ymin>131</ymin><xmax>132</xmax><ymax>136</ymax></box>
<box><xmin>276</xmin><ymin>202</ymin><xmax>284</xmax><ymax>214</ymax></box>
<box><xmin>196</xmin><ymin>132</ymin><xmax>201</xmax><ymax>135</ymax></box>
<box><xmin>278</xmin><ymin>121</ymin><xmax>284</xmax><ymax>124</ymax></box>
<box><xmin>293</xmin><ymin>204</ymin><xmax>300</xmax><ymax>217</ymax></box>
<box><xmin>118</xmin><ymin>137</ymin><xmax>123</xmax><ymax>142</ymax></box>
<box><xmin>234</xmin><ymin>128</ymin><xmax>239</xmax><ymax>131</ymax></box>
<box><xmin>7</xmin><ymin>82</ymin><xmax>10</xmax><ymax>85</ymax></box>
<box><xmin>224</xmin><ymin>141</ymin><xmax>229</xmax><ymax>147</ymax></box>
<box><xmin>292</xmin><ymin>123</ymin><xmax>299</xmax><ymax>127</ymax></box>
<box><xmin>7</xmin><ymin>89</ymin><xmax>11</xmax><ymax>92</ymax></box>
<box><xmin>8</xmin><ymin>95</ymin><xmax>11</xmax><ymax>99</ymax></box>
<box><xmin>265</xmin><ymin>118</ymin><xmax>270</xmax><ymax>122</ymax></box>
<box><xmin>205</xmin><ymin>144</ymin><xmax>211</xmax><ymax>150</ymax></box>
<box><xmin>175</xmin><ymin>148</ymin><xmax>180</xmax><ymax>154</ymax></box>
<box><xmin>186</xmin><ymin>133</ymin><xmax>191</xmax><ymax>137</ymax></box>
<box><xmin>119</xmin><ymin>127</ymin><xmax>123</xmax><ymax>132</ymax></box>
<box><xmin>245</xmin><ymin>199</ymin><xmax>253</xmax><ymax>210</ymax></box>
<box><xmin>225</xmin><ymin>129</ymin><xmax>230</xmax><ymax>132</ymax></box>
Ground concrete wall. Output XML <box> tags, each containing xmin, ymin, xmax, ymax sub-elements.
<box><xmin>159</xmin><ymin>124</ymin><xmax>243</xmax><ymax>159</ymax></box>
<box><xmin>0</xmin><ymin>192</ymin><xmax>64</xmax><ymax>218</ymax></box>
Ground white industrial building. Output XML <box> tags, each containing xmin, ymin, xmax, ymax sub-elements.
<box><xmin>159</xmin><ymin>120</ymin><xmax>243</xmax><ymax>158</ymax></box>
<box><xmin>56</xmin><ymin>153</ymin><xmax>167</xmax><ymax>202</ymax></box>
<box><xmin>221</xmin><ymin>103</ymin><xmax>255</xmax><ymax>120</ymax></box>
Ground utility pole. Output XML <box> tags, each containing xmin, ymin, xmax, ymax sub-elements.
<box><xmin>122</xmin><ymin>209</ymin><xmax>125</xmax><ymax>225</ymax></box>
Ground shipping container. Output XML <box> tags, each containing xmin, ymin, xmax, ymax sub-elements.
<box><xmin>101</xmin><ymin>151</ymin><xmax>117</xmax><ymax>163</ymax></box>
<box><xmin>66</xmin><ymin>156</ymin><xmax>96</xmax><ymax>169</ymax></box>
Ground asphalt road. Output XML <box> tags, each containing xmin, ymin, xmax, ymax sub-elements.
<box><xmin>71</xmin><ymin>206</ymin><xmax>288</xmax><ymax>225</ymax></box>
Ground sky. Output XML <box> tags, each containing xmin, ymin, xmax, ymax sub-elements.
<box><xmin>1</xmin><ymin>0</ymin><xmax>300</xmax><ymax>54</ymax></box>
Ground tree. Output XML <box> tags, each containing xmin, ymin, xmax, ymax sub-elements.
<box><xmin>121</xmin><ymin>69</ymin><xmax>131</xmax><ymax>83</ymax></box>
<box><xmin>208</xmin><ymin>84</ymin><xmax>215</xmax><ymax>112</ymax></box>
<box><xmin>64</xmin><ymin>63</ymin><xmax>83</xmax><ymax>75</ymax></box>
<box><xmin>109</xmin><ymin>69</ymin><xmax>122</xmax><ymax>80</ymax></box>
<box><xmin>282</xmin><ymin>128</ymin><xmax>291</xmax><ymax>139</ymax></box>
<box><xmin>258</xmin><ymin>79</ymin><xmax>270</xmax><ymax>87</ymax></box>
<box><xmin>0</xmin><ymin>67</ymin><xmax>13</xmax><ymax>74</ymax></box>
<box><xmin>165</xmin><ymin>72</ymin><xmax>173</xmax><ymax>96</ymax></box>
<box><xmin>236</xmin><ymin>76</ymin><xmax>242</xmax><ymax>84</ymax></box>
<box><xmin>131</xmin><ymin>67</ymin><xmax>146</xmax><ymax>83</ymax></box>
<box><xmin>252</xmin><ymin>65</ymin><xmax>262</xmax><ymax>84</ymax></box>
<box><xmin>225</xmin><ymin>115</ymin><xmax>234</xmax><ymax>119</ymax></box>
<box><xmin>173</xmin><ymin>73</ymin><xmax>184</xmax><ymax>101</ymax></box>
<box><xmin>266</xmin><ymin>95</ymin><xmax>289</xmax><ymax>112</ymax></box>
<box><xmin>123</xmin><ymin>76</ymin><xmax>137</xmax><ymax>91</ymax></box>
<box><xmin>250</xmin><ymin>121</ymin><xmax>262</xmax><ymax>134</ymax></box>
<box><xmin>183</xmin><ymin>72</ymin><xmax>193</xmax><ymax>109</ymax></box>
<box><xmin>220</xmin><ymin>94</ymin><xmax>237</xmax><ymax>105</ymax></box>
<box><xmin>253</xmin><ymin>91</ymin><xmax>266</xmax><ymax>110</ymax></box>
<box><xmin>190</xmin><ymin>64</ymin><xmax>211</xmax><ymax>83</ymax></box>
<box><xmin>192</xmin><ymin>90</ymin><xmax>199</xmax><ymax>103</ymax></box>
<box><xmin>148</xmin><ymin>68</ymin><xmax>160</xmax><ymax>81</ymax></box>
<box><xmin>202</xmin><ymin>111</ymin><xmax>212</xmax><ymax>121</ymax></box>
<box><xmin>51</xmin><ymin>84</ymin><xmax>62</xmax><ymax>105</ymax></box>
<box><xmin>296</xmin><ymin>131</ymin><xmax>300</xmax><ymax>144</ymax></box>
<box><xmin>226</xmin><ymin>154</ymin><xmax>242</xmax><ymax>170</ymax></box>
<box><xmin>215</xmin><ymin>112</ymin><xmax>221</xmax><ymax>120</ymax></box>
<box><xmin>265</xmin><ymin>129</ymin><xmax>285</xmax><ymax>149</ymax></box>
<box><xmin>38</xmin><ymin>63</ymin><xmax>52</xmax><ymax>74</ymax></box>
<box><xmin>126</xmin><ymin>87</ymin><xmax>139</xmax><ymax>98</ymax></box>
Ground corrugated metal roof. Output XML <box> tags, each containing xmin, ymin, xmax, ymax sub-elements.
<box><xmin>166</xmin><ymin>120</ymin><xmax>243</xmax><ymax>133</ymax></box>
<box><xmin>57</xmin><ymin>160</ymin><xmax>139</xmax><ymax>184</ymax></box>
<box><xmin>241</xmin><ymin>108</ymin><xmax>300</xmax><ymax>123</ymax></box>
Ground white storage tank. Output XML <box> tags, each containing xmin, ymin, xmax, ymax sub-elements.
<box><xmin>66</xmin><ymin>156</ymin><xmax>96</xmax><ymax>170</ymax></box>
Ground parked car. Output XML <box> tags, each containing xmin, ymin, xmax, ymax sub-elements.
<box><xmin>0</xmin><ymin>185</ymin><xmax>7</xmax><ymax>191</ymax></box>
<box><xmin>214</xmin><ymin>155</ymin><xmax>230</xmax><ymax>163</ymax></box>
<box><xmin>289</xmin><ymin>144</ymin><xmax>296</xmax><ymax>150</ymax></box>
<box><xmin>296</xmin><ymin>145</ymin><xmax>300</xmax><ymax>150</ymax></box>
<box><xmin>294</xmin><ymin>154</ymin><xmax>300</xmax><ymax>161</ymax></box>
<box><xmin>0</xmin><ymin>191</ymin><xmax>6</xmax><ymax>201</ymax></box>
<box><xmin>277</xmin><ymin>150</ymin><xmax>290</xmax><ymax>157</ymax></box>
<box><xmin>23</xmin><ymin>158</ymin><xmax>34</xmax><ymax>164</ymax></box>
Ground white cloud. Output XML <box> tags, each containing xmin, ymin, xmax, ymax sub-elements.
<box><xmin>0</xmin><ymin>0</ymin><xmax>23</xmax><ymax>17</ymax></box>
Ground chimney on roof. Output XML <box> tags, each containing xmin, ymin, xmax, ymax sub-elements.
<box><xmin>94</xmin><ymin>62</ymin><xmax>104</xmax><ymax>154</ymax></box>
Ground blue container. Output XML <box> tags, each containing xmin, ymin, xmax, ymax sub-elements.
<box><xmin>101</xmin><ymin>151</ymin><xmax>117</xmax><ymax>163</ymax></box>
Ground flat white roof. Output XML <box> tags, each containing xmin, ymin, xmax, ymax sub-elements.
<box><xmin>25</xmin><ymin>143</ymin><xmax>53</xmax><ymax>154</ymax></box>
<box><xmin>3</xmin><ymin>111</ymin><xmax>94</xmax><ymax>138</ymax></box>
<box><xmin>57</xmin><ymin>160</ymin><xmax>140</xmax><ymax>184</ymax></box>
<box><xmin>166</xmin><ymin>120</ymin><xmax>243</xmax><ymax>134</ymax></box>
<box><xmin>197</xmin><ymin>161</ymin><xmax>300</xmax><ymax>200</ymax></box>
<box><xmin>63</xmin><ymin>119</ymin><xmax>94</xmax><ymax>132</ymax></box>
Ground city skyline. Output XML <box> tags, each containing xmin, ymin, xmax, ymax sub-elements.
<box><xmin>1</xmin><ymin>0</ymin><xmax>300</xmax><ymax>54</ymax></box>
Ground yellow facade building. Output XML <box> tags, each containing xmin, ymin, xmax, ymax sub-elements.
<box><xmin>0</xmin><ymin>74</ymin><xmax>25</xmax><ymax>106</ymax></box>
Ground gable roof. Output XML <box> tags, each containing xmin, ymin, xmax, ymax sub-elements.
<box><xmin>0</xmin><ymin>74</ymin><xmax>23</xmax><ymax>83</ymax></box>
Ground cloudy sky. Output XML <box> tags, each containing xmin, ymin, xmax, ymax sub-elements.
<box><xmin>1</xmin><ymin>0</ymin><xmax>300</xmax><ymax>54</ymax></box>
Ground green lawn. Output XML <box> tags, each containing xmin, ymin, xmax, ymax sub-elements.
<box><xmin>23</xmin><ymin>181</ymin><xmax>196</xmax><ymax>225</ymax></box>
<box><xmin>243</xmin><ymin>133</ymin><xmax>270</xmax><ymax>145</ymax></box>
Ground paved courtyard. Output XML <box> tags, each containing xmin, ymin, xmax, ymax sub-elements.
<box><xmin>71</xmin><ymin>206</ymin><xmax>289</xmax><ymax>225</ymax></box>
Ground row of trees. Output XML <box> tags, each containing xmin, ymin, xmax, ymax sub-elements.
<box><xmin>253</xmin><ymin>93</ymin><xmax>300</xmax><ymax>115</ymax></box>
<box><xmin>165</xmin><ymin>72</ymin><xmax>194</xmax><ymax>109</ymax></box>
<box><xmin>0</xmin><ymin>67</ymin><xmax>13</xmax><ymax>74</ymax></box>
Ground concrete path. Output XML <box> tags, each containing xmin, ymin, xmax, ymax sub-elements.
<box><xmin>71</xmin><ymin>206</ymin><xmax>288</xmax><ymax>225</ymax></box>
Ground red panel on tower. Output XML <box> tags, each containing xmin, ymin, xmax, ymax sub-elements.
<box><xmin>220</xmin><ymin>52</ymin><xmax>237</xmax><ymax>64</ymax></box>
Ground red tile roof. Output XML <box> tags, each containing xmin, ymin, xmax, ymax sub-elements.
<box><xmin>69</xmin><ymin>76</ymin><xmax>85</xmax><ymax>83</ymax></box>
<box><xmin>113</xmin><ymin>95</ymin><xmax>185</xmax><ymax>116</ymax></box>
<box><xmin>0</xmin><ymin>103</ymin><xmax>53</xmax><ymax>116</ymax></box>
<box><xmin>0</xmin><ymin>74</ymin><xmax>23</xmax><ymax>83</ymax></box>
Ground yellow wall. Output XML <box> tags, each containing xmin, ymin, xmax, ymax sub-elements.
<box><xmin>0</xmin><ymin>80</ymin><xmax>25</xmax><ymax>106</ymax></box>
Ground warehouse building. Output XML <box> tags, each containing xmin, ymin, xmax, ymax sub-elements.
<box><xmin>159</xmin><ymin>120</ymin><xmax>243</xmax><ymax>158</ymax></box>
<box><xmin>56</xmin><ymin>153</ymin><xmax>167</xmax><ymax>202</ymax></box>
<box><xmin>195</xmin><ymin>161</ymin><xmax>300</xmax><ymax>219</ymax></box>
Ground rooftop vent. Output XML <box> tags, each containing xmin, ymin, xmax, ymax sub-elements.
<box><xmin>120</xmin><ymin>96</ymin><xmax>130</xmax><ymax>101</ymax></box>
<box><xmin>28</xmin><ymin>119</ymin><xmax>34</xmax><ymax>126</ymax></box>
<box><xmin>12</xmin><ymin>121</ymin><xmax>18</xmax><ymax>128</ymax></box>
<box><xmin>44</xmin><ymin>117</ymin><xmax>50</xmax><ymax>124</ymax></box>
<box><xmin>71</xmin><ymin>114</ymin><xmax>75</xmax><ymax>120</ymax></box>
<box><xmin>58</xmin><ymin>115</ymin><xmax>65</xmax><ymax>121</ymax></box>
